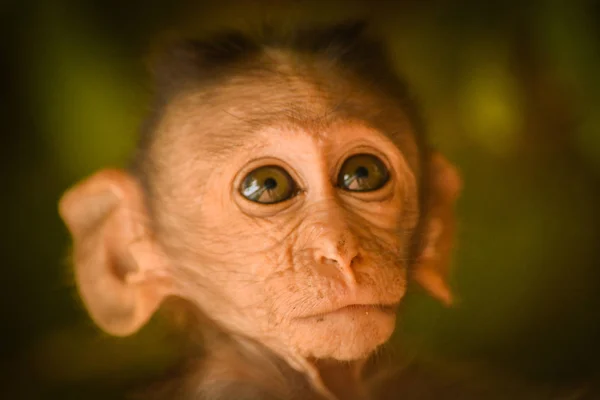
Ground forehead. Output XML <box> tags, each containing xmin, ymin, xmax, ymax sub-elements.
<box><xmin>150</xmin><ymin>68</ymin><xmax>420</xmax><ymax>176</ymax></box>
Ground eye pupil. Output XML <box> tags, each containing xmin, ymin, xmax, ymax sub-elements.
<box><xmin>264</xmin><ymin>177</ymin><xmax>277</xmax><ymax>189</ymax></box>
<box><xmin>240</xmin><ymin>165</ymin><xmax>296</xmax><ymax>204</ymax></box>
<box><xmin>355</xmin><ymin>166</ymin><xmax>369</xmax><ymax>178</ymax></box>
<box><xmin>337</xmin><ymin>154</ymin><xmax>389</xmax><ymax>192</ymax></box>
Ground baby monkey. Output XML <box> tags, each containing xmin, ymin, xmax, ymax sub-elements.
<box><xmin>59</xmin><ymin>21</ymin><xmax>461</xmax><ymax>400</ymax></box>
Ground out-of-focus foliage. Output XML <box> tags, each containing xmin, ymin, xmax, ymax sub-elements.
<box><xmin>1</xmin><ymin>1</ymin><xmax>599</xmax><ymax>399</ymax></box>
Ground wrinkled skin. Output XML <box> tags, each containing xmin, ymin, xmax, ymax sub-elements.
<box><xmin>59</xmin><ymin>65</ymin><xmax>459</xmax><ymax>399</ymax></box>
<box><xmin>154</xmin><ymin>122</ymin><xmax>416</xmax><ymax>362</ymax></box>
<box><xmin>141</xmin><ymin>74</ymin><xmax>420</xmax><ymax>363</ymax></box>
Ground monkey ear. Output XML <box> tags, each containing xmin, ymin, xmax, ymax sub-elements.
<box><xmin>413</xmin><ymin>152</ymin><xmax>462</xmax><ymax>306</ymax></box>
<box><xmin>59</xmin><ymin>169</ymin><xmax>172</xmax><ymax>336</ymax></box>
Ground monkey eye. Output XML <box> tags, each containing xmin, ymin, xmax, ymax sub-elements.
<box><xmin>337</xmin><ymin>154</ymin><xmax>390</xmax><ymax>192</ymax></box>
<box><xmin>240</xmin><ymin>166</ymin><xmax>297</xmax><ymax>204</ymax></box>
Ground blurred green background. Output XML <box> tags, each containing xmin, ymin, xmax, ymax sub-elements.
<box><xmin>2</xmin><ymin>0</ymin><xmax>600</xmax><ymax>399</ymax></box>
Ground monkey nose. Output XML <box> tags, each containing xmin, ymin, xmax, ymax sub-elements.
<box><xmin>314</xmin><ymin>235</ymin><xmax>361</xmax><ymax>286</ymax></box>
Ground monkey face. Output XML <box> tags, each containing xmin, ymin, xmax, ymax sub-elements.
<box><xmin>58</xmin><ymin>27</ymin><xmax>460</xmax><ymax>382</ymax></box>
<box><xmin>149</xmin><ymin>109</ymin><xmax>419</xmax><ymax>361</ymax></box>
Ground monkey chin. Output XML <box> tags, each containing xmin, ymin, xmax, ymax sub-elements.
<box><xmin>291</xmin><ymin>306</ymin><xmax>397</xmax><ymax>361</ymax></box>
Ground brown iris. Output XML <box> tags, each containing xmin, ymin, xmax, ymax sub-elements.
<box><xmin>337</xmin><ymin>154</ymin><xmax>390</xmax><ymax>192</ymax></box>
<box><xmin>240</xmin><ymin>166</ymin><xmax>297</xmax><ymax>204</ymax></box>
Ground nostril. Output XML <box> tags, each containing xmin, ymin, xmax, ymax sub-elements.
<box><xmin>320</xmin><ymin>255</ymin><xmax>339</xmax><ymax>266</ymax></box>
<box><xmin>318</xmin><ymin>249</ymin><xmax>360</xmax><ymax>270</ymax></box>
<box><xmin>349</xmin><ymin>252</ymin><xmax>361</xmax><ymax>267</ymax></box>
<box><xmin>313</xmin><ymin>233</ymin><xmax>361</xmax><ymax>269</ymax></box>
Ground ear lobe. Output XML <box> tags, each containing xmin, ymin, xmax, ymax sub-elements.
<box><xmin>413</xmin><ymin>152</ymin><xmax>461</xmax><ymax>306</ymax></box>
<box><xmin>59</xmin><ymin>169</ymin><xmax>172</xmax><ymax>336</ymax></box>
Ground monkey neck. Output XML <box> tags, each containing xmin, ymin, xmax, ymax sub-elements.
<box><xmin>235</xmin><ymin>335</ymin><xmax>371</xmax><ymax>400</ymax></box>
<box><xmin>215</xmin><ymin>332</ymin><xmax>372</xmax><ymax>400</ymax></box>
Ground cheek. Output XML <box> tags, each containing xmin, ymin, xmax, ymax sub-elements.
<box><xmin>178</xmin><ymin>229</ymin><xmax>297</xmax><ymax>327</ymax></box>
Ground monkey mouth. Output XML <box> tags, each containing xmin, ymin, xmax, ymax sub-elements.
<box><xmin>300</xmin><ymin>303</ymin><xmax>399</xmax><ymax>320</ymax></box>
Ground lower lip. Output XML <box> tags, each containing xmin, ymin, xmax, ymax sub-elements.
<box><xmin>303</xmin><ymin>304</ymin><xmax>398</xmax><ymax>320</ymax></box>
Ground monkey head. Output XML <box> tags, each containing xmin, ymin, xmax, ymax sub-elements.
<box><xmin>58</xmin><ymin>23</ymin><xmax>461</xmax><ymax>371</ymax></box>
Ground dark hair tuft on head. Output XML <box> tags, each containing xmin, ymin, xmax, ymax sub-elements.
<box><xmin>289</xmin><ymin>19</ymin><xmax>368</xmax><ymax>57</ymax></box>
<box><xmin>148</xmin><ymin>19</ymin><xmax>411</xmax><ymax>107</ymax></box>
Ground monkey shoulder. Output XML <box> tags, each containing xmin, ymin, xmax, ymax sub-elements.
<box><xmin>371</xmin><ymin>360</ymin><xmax>593</xmax><ymax>400</ymax></box>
